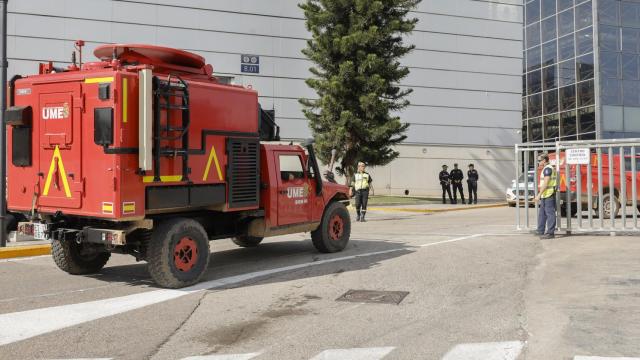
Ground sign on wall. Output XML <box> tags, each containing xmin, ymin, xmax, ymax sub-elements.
<box><xmin>241</xmin><ymin>54</ymin><xmax>260</xmax><ymax>74</ymax></box>
<box><xmin>566</xmin><ymin>148</ymin><xmax>591</xmax><ymax>165</ymax></box>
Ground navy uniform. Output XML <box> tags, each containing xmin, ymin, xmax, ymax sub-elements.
<box><xmin>450</xmin><ymin>163</ymin><xmax>465</xmax><ymax>204</ymax></box>
<box><xmin>439</xmin><ymin>165</ymin><xmax>454</xmax><ymax>204</ymax></box>
<box><xmin>467</xmin><ymin>164</ymin><xmax>479</xmax><ymax>204</ymax></box>
<box><xmin>351</xmin><ymin>164</ymin><xmax>372</xmax><ymax>222</ymax></box>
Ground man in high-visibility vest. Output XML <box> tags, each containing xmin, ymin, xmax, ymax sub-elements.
<box><xmin>534</xmin><ymin>153</ymin><xmax>557</xmax><ymax>239</ymax></box>
<box><xmin>350</xmin><ymin>162</ymin><xmax>374</xmax><ymax>222</ymax></box>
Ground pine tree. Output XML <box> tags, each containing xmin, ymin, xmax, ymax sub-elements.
<box><xmin>299</xmin><ymin>0</ymin><xmax>420</xmax><ymax>184</ymax></box>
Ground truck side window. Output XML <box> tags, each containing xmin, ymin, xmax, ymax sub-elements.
<box><xmin>279</xmin><ymin>155</ymin><xmax>304</xmax><ymax>181</ymax></box>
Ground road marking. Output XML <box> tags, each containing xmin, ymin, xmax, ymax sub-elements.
<box><xmin>574</xmin><ymin>357</ymin><xmax>640</xmax><ymax>360</ymax></box>
<box><xmin>182</xmin><ymin>353</ymin><xmax>261</xmax><ymax>360</ymax></box>
<box><xmin>420</xmin><ymin>234</ymin><xmax>484</xmax><ymax>247</ymax></box>
<box><xmin>0</xmin><ymin>254</ymin><xmax>50</xmax><ymax>263</ymax></box>
<box><xmin>46</xmin><ymin>358</ymin><xmax>112</xmax><ymax>360</ymax></box>
<box><xmin>309</xmin><ymin>347</ymin><xmax>395</xmax><ymax>360</ymax></box>
<box><xmin>441</xmin><ymin>341</ymin><xmax>524</xmax><ymax>360</ymax></box>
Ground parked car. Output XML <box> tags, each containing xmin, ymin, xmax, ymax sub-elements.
<box><xmin>506</xmin><ymin>170</ymin><xmax>536</xmax><ymax>207</ymax></box>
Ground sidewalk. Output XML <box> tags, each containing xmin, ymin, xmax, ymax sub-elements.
<box><xmin>362</xmin><ymin>201</ymin><xmax>507</xmax><ymax>214</ymax></box>
<box><xmin>0</xmin><ymin>233</ymin><xmax>50</xmax><ymax>259</ymax></box>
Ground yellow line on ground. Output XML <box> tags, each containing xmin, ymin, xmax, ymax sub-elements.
<box><xmin>0</xmin><ymin>245</ymin><xmax>51</xmax><ymax>259</ymax></box>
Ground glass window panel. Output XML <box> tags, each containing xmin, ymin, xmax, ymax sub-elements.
<box><xmin>558</xmin><ymin>34</ymin><xmax>575</xmax><ymax>61</ymax></box>
<box><xmin>560</xmin><ymin>84</ymin><xmax>577</xmax><ymax>110</ymax></box>
<box><xmin>542</xmin><ymin>40</ymin><xmax>557</xmax><ymax>66</ymax></box>
<box><xmin>522</xmin><ymin>97</ymin><xmax>528</xmax><ymax>119</ymax></box>
<box><xmin>528</xmin><ymin>93</ymin><xmax>543</xmax><ymax>117</ymax></box>
<box><xmin>622</xmin><ymin>53</ymin><xmax>639</xmax><ymax>80</ymax></box>
<box><xmin>558</xmin><ymin>8</ymin><xmax>575</xmax><ymax>37</ymax></box>
<box><xmin>623</xmin><ymin>80</ymin><xmax>640</xmax><ymax>106</ymax></box>
<box><xmin>578</xmin><ymin>80</ymin><xmax>595</xmax><ymax>106</ymax></box>
<box><xmin>544</xmin><ymin>114</ymin><xmax>560</xmax><ymax>141</ymax></box>
<box><xmin>558</xmin><ymin>59</ymin><xmax>576</xmax><ymax>86</ymax></box>
<box><xmin>576</xmin><ymin>1</ymin><xmax>593</xmax><ymax>31</ymax></box>
<box><xmin>576</xmin><ymin>27</ymin><xmax>594</xmax><ymax>55</ymax></box>
<box><xmin>578</xmin><ymin>107</ymin><xmax>596</xmax><ymax>140</ymax></box>
<box><xmin>526</xmin><ymin>22</ymin><xmax>541</xmax><ymax>49</ymax></box>
<box><xmin>523</xmin><ymin>74</ymin><xmax>528</xmax><ymax>95</ymax></box>
<box><xmin>601</xmin><ymin>51</ymin><xmax>621</xmax><ymax>78</ymax></box>
<box><xmin>599</xmin><ymin>25</ymin><xmax>621</xmax><ymax>51</ymax></box>
<box><xmin>622</xmin><ymin>2</ymin><xmax>640</xmax><ymax>28</ymax></box>
<box><xmin>522</xmin><ymin>122</ymin><xmax>528</xmax><ymax>143</ymax></box>
<box><xmin>541</xmin><ymin>16</ymin><xmax>557</xmax><ymax>43</ymax></box>
<box><xmin>544</xmin><ymin>89</ymin><xmax>559</xmax><ymax>114</ymax></box>
<box><xmin>542</xmin><ymin>0</ymin><xmax>556</xmax><ymax>19</ymax></box>
<box><xmin>599</xmin><ymin>0</ymin><xmax>620</xmax><ymax>26</ymax></box>
<box><xmin>601</xmin><ymin>77</ymin><xmax>623</xmax><ymax>104</ymax></box>
<box><xmin>577</xmin><ymin>53</ymin><xmax>595</xmax><ymax>81</ymax></box>
<box><xmin>622</xmin><ymin>27</ymin><xmax>640</xmax><ymax>53</ymax></box>
<box><xmin>527</xmin><ymin>46</ymin><xmax>542</xmax><ymax>72</ymax></box>
<box><xmin>528</xmin><ymin>69</ymin><xmax>543</xmax><ymax>94</ymax></box>
<box><xmin>557</xmin><ymin>0</ymin><xmax>573</xmax><ymax>12</ymax></box>
<box><xmin>526</xmin><ymin>0</ymin><xmax>541</xmax><ymax>25</ymax></box>
<box><xmin>543</xmin><ymin>65</ymin><xmax>558</xmax><ymax>90</ymax></box>
<box><xmin>561</xmin><ymin>110</ymin><xmax>578</xmax><ymax>141</ymax></box>
<box><xmin>530</xmin><ymin>117</ymin><xmax>543</xmax><ymax>141</ymax></box>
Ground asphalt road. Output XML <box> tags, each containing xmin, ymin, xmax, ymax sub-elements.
<box><xmin>0</xmin><ymin>207</ymin><xmax>639</xmax><ymax>360</ymax></box>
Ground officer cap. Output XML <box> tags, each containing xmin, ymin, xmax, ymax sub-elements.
<box><xmin>442</xmin><ymin>164</ymin><xmax>448</xmax><ymax>168</ymax></box>
<box><xmin>468</xmin><ymin>163</ymin><xmax>474</xmax><ymax>167</ymax></box>
<box><xmin>454</xmin><ymin>163</ymin><xmax>458</xmax><ymax>166</ymax></box>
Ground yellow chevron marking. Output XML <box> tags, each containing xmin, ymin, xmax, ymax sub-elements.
<box><xmin>42</xmin><ymin>146</ymin><xmax>72</xmax><ymax>198</ymax></box>
<box><xmin>203</xmin><ymin>145</ymin><xmax>223</xmax><ymax>181</ymax></box>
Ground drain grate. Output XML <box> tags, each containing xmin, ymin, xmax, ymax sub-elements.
<box><xmin>336</xmin><ymin>290</ymin><xmax>409</xmax><ymax>305</ymax></box>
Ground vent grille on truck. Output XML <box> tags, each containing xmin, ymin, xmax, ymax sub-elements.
<box><xmin>227</xmin><ymin>138</ymin><xmax>260</xmax><ymax>208</ymax></box>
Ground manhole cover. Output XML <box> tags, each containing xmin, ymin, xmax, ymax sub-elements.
<box><xmin>336</xmin><ymin>290</ymin><xmax>409</xmax><ymax>305</ymax></box>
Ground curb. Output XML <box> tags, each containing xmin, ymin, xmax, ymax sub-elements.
<box><xmin>366</xmin><ymin>203</ymin><xmax>507</xmax><ymax>214</ymax></box>
<box><xmin>0</xmin><ymin>244</ymin><xmax>51</xmax><ymax>259</ymax></box>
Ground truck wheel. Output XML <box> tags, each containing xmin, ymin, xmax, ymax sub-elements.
<box><xmin>232</xmin><ymin>236</ymin><xmax>263</xmax><ymax>247</ymax></box>
<box><xmin>147</xmin><ymin>218</ymin><xmax>210</xmax><ymax>288</ymax></box>
<box><xmin>603</xmin><ymin>193</ymin><xmax>620</xmax><ymax>219</ymax></box>
<box><xmin>311</xmin><ymin>201</ymin><xmax>351</xmax><ymax>253</ymax></box>
<box><xmin>51</xmin><ymin>240</ymin><xmax>111</xmax><ymax>275</ymax></box>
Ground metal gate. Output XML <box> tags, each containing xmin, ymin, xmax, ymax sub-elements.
<box><xmin>515</xmin><ymin>139</ymin><xmax>640</xmax><ymax>234</ymax></box>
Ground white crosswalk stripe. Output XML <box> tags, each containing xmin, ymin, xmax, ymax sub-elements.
<box><xmin>441</xmin><ymin>341</ymin><xmax>524</xmax><ymax>360</ymax></box>
<box><xmin>574</xmin><ymin>357</ymin><xmax>640</xmax><ymax>360</ymax></box>
<box><xmin>309</xmin><ymin>347</ymin><xmax>395</xmax><ymax>360</ymax></box>
<box><xmin>181</xmin><ymin>353</ymin><xmax>262</xmax><ymax>360</ymax></box>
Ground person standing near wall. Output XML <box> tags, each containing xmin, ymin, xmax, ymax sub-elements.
<box><xmin>439</xmin><ymin>165</ymin><xmax>454</xmax><ymax>204</ymax></box>
<box><xmin>450</xmin><ymin>163</ymin><xmax>465</xmax><ymax>204</ymax></box>
<box><xmin>467</xmin><ymin>164</ymin><xmax>479</xmax><ymax>204</ymax></box>
<box><xmin>534</xmin><ymin>154</ymin><xmax>557</xmax><ymax>239</ymax></box>
<box><xmin>350</xmin><ymin>161</ymin><xmax>373</xmax><ymax>222</ymax></box>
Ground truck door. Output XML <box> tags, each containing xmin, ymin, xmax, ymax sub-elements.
<box><xmin>276</xmin><ymin>152</ymin><xmax>312</xmax><ymax>226</ymax></box>
<box><xmin>37</xmin><ymin>83</ymin><xmax>83</xmax><ymax>209</ymax></box>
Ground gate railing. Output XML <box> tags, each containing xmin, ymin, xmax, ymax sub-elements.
<box><xmin>515</xmin><ymin>139</ymin><xmax>640</xmax><ymax>234</ymax></box>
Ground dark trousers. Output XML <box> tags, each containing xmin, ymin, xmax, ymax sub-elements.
<box><xmin>537</xmin><ymin>197</ymin><xmax>557</xmax><ymax>235</ymax></box>
<box><xmin>441</xmin><ymin>184</ymin><xmax>453</xmax><ymax>203</ymax></box>
<box><xmin>355</xmin><ymin>189</ymin><xmax>369</xmax><ymax>216</ymax></box>
<box><xmin>452</xmin><ymin>182</ymin><xmax>465</xmax><ymax>203</ymax></box>
<box><xmin>468</xmin><ymin>181</ymin><xmax>478</xmax><ymax>204</ymax></box>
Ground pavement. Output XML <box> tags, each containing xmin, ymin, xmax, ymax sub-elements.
<box><xmin>0</xmin><ymin>207</ymin><xmax>638</xmax><ymax>359</ymax></box>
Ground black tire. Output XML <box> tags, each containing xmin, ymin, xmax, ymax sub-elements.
<box><xmin>232</xmin><ymin>236</ymin><xmax>263</xmax><ymax>247</ymax></box>
<box><xmin>147</xmin><ymin>218</ymin><xmax>210</xmax><ymax>288</ymax></box>
<box><xmin>51</xmin><ymin>239</ymin><xmax>111</xmax><ymax>275</ymax></box>
<box><xmin>311</xmin><ymin>201</ymin><xmax>351</xmax><ymax>253</ymax></box>
<box><xmin>560</xmin><ymin>202</ymin><xmax>578</xmax><ymax>217</ymax></box>
<box><xmin>602</xmin><ymin>193</ymin><xmax>620</xmax><ymax>219</ymax></box>
<box><xmin>5</xmin><ymin>213</ymin><xmax>16</xmax><ymax>233</ymax></box>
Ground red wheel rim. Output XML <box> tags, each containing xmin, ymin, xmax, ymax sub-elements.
<box><xmin>329</xmin><ymin>215</ymin><xmax>344</xmax><ymax>241</ymax></box>
<box><xmin>174</xmin><ymin>237</ymin><xmax>198</xmax><ymax>272</ymax></box>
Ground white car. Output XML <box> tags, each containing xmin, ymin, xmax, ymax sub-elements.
<box><xmin>506</xmin><ymin>170</ymin><xmax>536</xmax><ymax>207</ymax></box>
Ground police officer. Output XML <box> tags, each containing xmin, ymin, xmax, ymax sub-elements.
<box><xmin>450</xmin><ymin>163</ymin><xmax>465</xmax><ymax>205</ymax></box>
<box><xmin>439</xmin><ymin>165</ymin><xmax>454</xmax><ymax>204</ymax></box>
<box><xmin>534</xmin><ymin>153</ymin><xmax>557</xmax><ymax>239</ymax></box>
<box><xmin>467</xmin><ymin>164</ymin><xmax>479</xmax><ymax>204</ymax></box>
<box><xmin>350</xmin><ymin>161</ymin><xmax>373</xmax><ymax>222</ymax></box>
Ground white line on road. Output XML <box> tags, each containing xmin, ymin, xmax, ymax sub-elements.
<box><xmin>441</xmin><ymin>341</ymin><xmax>524</xmax><ymax>360</ymax></box>
<box><xmin>0</xmin><ymin>233</ymin><xmax>488</xmax><ymax>347</ymax></box>
<box><xmin>0</xmin><ymin>255</ymin><xmax>50</xmax><ymax>263</ymax></box>
<box><xmin>309</xmin><ymin>347</ymin><xmax>395</xmax><ymax>360</ymax></box>
<box><xmin>574</xmin><ymin>357</ymin><xmax>640</xmax><ymax>360</ymax></box>
<box><xmin>182</xmin><ymin>353</ymin><xmax>262</xmax><ymax>360</ymax></box>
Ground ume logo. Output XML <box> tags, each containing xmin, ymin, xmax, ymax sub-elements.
<box><xmin>287</xmin><ymin>187</ymin><xmax>305</xmax><ymax>199</ymax></box>
<box><xmin>42</xmin><ymin>103</ymin><xmax>70</xmax><ymax>120</ymax></box>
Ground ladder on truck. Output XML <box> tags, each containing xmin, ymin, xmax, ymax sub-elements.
<box><xmin>152</xmin><ymin>75</ymin><xmax>190</xmax><ymax>183</ymax></box>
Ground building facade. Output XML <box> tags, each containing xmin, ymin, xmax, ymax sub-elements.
<box><xmin>7</xmin><ymin>0</ymin><xmax>523</xmax><ymax>198</ymax></box>
<box><xmin>523</xmin><ymin>0</ymin><xmax>640</xmax><ymax>143</ymax></box>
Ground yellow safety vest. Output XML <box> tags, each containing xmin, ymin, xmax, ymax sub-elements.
<box><xmin>540</xmin><ymin>164</ymin><xmax>557</xmax><ymax>199</ymax></box>
<box><xmin>353</xmin><ymin>172</ymin><xmax>371</xmax><ymax>191</ymax></box>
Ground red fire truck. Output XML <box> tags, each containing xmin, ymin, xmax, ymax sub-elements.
<box><xmin>549</xmin><ymin>152</ymin><xmax>640</xmax><ymax>218</ymax></box>
<box><xmin>6</xmin><ymin>43</ymin><xmax>351</xmax><ymax>288</ymax></box>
